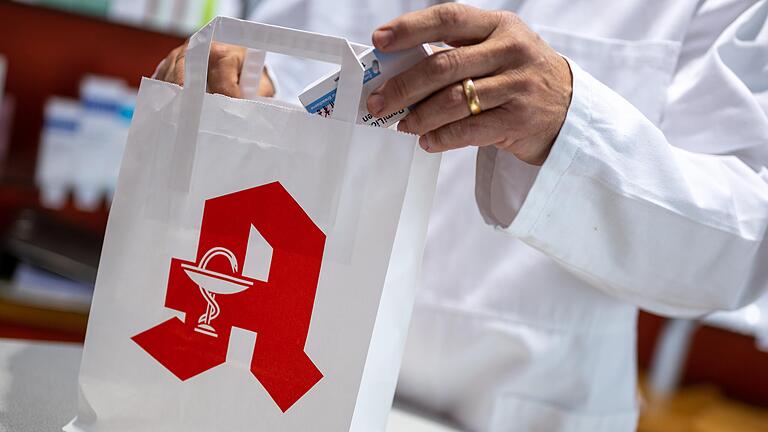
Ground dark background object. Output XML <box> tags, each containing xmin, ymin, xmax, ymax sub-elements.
<box><xmin>3</xmin><ymin>209</ymin><xmax>102</xmax><ymax>283</ymax></box>
<box><xmin>0</xmin><ymin>1</ymin><xmax>184</xmax><ymax>342</ymax></box>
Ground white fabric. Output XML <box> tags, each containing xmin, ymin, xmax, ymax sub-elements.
<box><xmin>244</xmin><ymin>1</ymin><xmax>768</xmax><ymax>431</ymax></box>
<box><xmin>479</xmin><ymin>0</ymin><xmax>768</xmax><ymax>316</ymax></box>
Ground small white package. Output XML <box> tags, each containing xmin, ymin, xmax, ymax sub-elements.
<box><xmin>74</xmin><ymin>75</ymin><xmax>131</xmax><ymax>210</ymax></box>
<box><xmin>299</xmin><ymin>44</ymin><xmax>432</xmax><ymax>128</ymax></box>
<box><xmin>36</xmin><ymin>97</ymin><xmax>81</xmax><ymax>209</ymax></box>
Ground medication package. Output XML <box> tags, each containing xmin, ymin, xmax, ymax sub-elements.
<box><xmin>36</xmin><ymin>77</ymin><xmax>136</xmax><ymax>211</ymax></box>
<box><xmin>299</xmin><ymin>44</ymin><xmax>432</xmax><ymax>128</ymax></box>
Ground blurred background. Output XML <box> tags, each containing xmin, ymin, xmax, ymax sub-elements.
<box><xmin>0</xmin><ymin>1</ymin><xmax>766</xmax><ymax>431</ymax></box>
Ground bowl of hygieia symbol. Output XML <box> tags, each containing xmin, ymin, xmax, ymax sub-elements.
<box><xmin>181</xmin><ymin>263</ymin><xmax>253</xmax><ymax>295</ymax></box>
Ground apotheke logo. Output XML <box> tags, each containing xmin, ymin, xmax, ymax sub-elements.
<box><xmin>132</xmin><ymin>182</ymin><xmax>324</xmax><ymax>412</ymax></box>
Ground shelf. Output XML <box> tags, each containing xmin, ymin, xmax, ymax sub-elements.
<box><xmin>0</xmin><ymin>296</ymin><xmax>87</xmax><ymax>338</ymax></box>
<box><xmin>0</xmin><ymin>183</ymin><xmax>109</xmax><ymax>234</ymax></box>
<box><xmin>0</xmin><ymin>1</ymin><xmax>186</xmax><ymax>181</ymax></box>
<box><xmin>11</xmin><ymin>0</ymin><xmax>197</xmax><ymax>37</ymax></box>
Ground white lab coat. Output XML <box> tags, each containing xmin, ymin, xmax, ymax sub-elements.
<box><xmin>246</xmin><ymin>1</ymin><xmax>768</xmax><ymax>431</ymax></box>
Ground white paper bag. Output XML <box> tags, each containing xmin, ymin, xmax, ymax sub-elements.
<box><xmin>65</xmin><ymin>17</ymin><xmax>441</xmax><ymax>432</ymax></box>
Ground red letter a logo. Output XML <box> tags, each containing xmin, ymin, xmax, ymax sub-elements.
<box><xmin>132</xmin><ymin>182</ymin><xmax>324</xmax><ymax>412</ymax></box>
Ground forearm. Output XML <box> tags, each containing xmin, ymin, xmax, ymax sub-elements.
<box><xmin>478</xmin><ymin>59</ymin><xmax>768</xmax><ymax>317</ymax></box>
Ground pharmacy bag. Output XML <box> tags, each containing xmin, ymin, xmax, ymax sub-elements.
<box><xmin>65</xmin><ymin>16</ymin><xmax>441</xmax><ymax>432</ymax></box>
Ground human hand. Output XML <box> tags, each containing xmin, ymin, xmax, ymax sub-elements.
<box><xmin>367</xmin><ymin>4</ymin><xmax>572</xmax><ymax>165</ymax></box>
<box><xmin>153</xmin><ymin>42</ymin><xmax>274</xmax><ymax>98</ymax></box>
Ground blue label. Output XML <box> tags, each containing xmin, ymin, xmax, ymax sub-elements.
<box><xmin>305</xmin><ymin>88</ymin><xmax>338</xmax><ymax>114</ymax></box>
<box><xmin>304</xmin><ymin>63</ymin><xmax>382</xmax><ymax>114</ymax></box>
<box><xmin>118</xmin><ymin>105</ymin><xmax>135</xmax><ymax>123</ymax></box>
<box><xmin>362</xmin><ymin>65</ymin><xmax>381</xmax><ymax>84</ymax></box>
<box><xmin>82</xmin><ymin>98</ymin><xmax>121</xmax><ymax>114</ymax></box>
<box><xmin>45</xmin><ymin>117</ymin><xmax>79</xmax><ymax>132</ymax></box>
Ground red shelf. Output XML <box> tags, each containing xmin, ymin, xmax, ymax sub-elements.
<box><xmin>0</xmin><ymin>1</ymin><xmax>185</xmax><ymax>182</ymax></box>
<box><xmin>638</xmin><ymin>312</ymin><xmax>768</xmax><ymax>407</ymax></box>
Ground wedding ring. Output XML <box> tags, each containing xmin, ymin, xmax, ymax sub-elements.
<box><xmin>462</xmin><ymin>78</ymin><xmax>482</xmax><ymax>115</ymax></box>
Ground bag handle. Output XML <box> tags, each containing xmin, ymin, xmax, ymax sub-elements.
<box><xmin>238</xmin><ymin>42</ymin><xmax>372</xmax><ymax>100</ymax></box>
<box><xmin>169</xmin><ymin>16</ymin><xmax>365</xmax><ymax>192</ymax></box>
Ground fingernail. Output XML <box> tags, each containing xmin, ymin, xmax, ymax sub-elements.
<box><xmin>368</xmin><ymin>93</ymin><xmax>385</xmax><ymax>116</ymax></box>
<box><xmin>419</xmin><ymin>135</ymin><xmax>430</xmax><ymax>151</ymax></box>
<box><xmin>373</xmin><ymin>29</ymin><xmax>394</xmax><ymax>49</ymax></box>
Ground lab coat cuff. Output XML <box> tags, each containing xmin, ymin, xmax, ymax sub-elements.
<box><xmin>476</xmin><ymin>57</ymin><xmax>592</xmax><ymax>236</ymax></box>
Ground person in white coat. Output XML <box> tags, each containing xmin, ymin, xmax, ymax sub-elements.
<box><xmin>155</xmin><ymin>1</ymin><xmax>768</xmax><ymax>430</ymax></box>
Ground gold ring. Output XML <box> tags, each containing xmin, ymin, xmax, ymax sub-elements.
<box><xmin>462</xmin><ymin>78</ymin><xmax>482</xmax><ymax>115</ymax></box>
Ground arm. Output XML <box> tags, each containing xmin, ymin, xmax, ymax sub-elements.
<box><xmin>482</xmin><ymin>1</ymin><xmax>768</xmax><ymax>317</ymax></box>
<box><xmin>371</xmin><ymin>2</ymin><xmax>768</xmax><ymax>317</ymax></box>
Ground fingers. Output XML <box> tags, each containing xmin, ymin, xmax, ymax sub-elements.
<box><xmin>419</xmin><ymin>108</ymin><xmax>510</xmax><ymax>153</ymax></box>
<box><xmin>373</xmin><ymin>3</ymin><xmax>500</xmax><ymax>51</ymax></box>
<box><xmin>207</xmin><ymin>44</ymin><xmax>245</xmax><ymax>98</ymax></box>
<box><xmin>156</xmin><ymin>45</ymin><xmax>186</xmax><ymax>86</ymax></box>
<box><xmin>155</xmin><ymin>45</ymin><xmax>185</xmax><ymax>85</ymax></box>
<box><xmin>154</xmin><ymin>43</ymin><xmax>245</xmax><ymax>98</ymax></box>
<box><xmin>398</xmin><ymin>74</ymin><xmax>513</xmax><ymax>135</ymax></box>
<box><xmin>169</xmin><ymin>52</ymin><xmax>186</xmax><ymax>86</ymax></box>
<box><xmin>152</xmin><ymin>58</ymin><xmax>168</xmax><ymax>80</ymax></box>
<box><xmin>368</xmin><ymin>42</ymin><xmax>509</xmax><ymax>117</ymax></box>
<box><xmin>154</xmin><ymin>49</ymin><xmax>174</xmax><ymax>81</ymax></box>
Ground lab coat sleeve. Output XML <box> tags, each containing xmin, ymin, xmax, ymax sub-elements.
<box><xmin>476</xmin><ymin>1</ymin><xmax>768</xmax><ymax>317</ymax></box>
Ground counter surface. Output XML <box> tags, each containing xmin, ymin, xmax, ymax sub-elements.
<box><xmin>0</xmin><ymin>338</ymin><xmax>459</xmax><ymax>431</ymax></box>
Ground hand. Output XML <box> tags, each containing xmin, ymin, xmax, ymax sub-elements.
<box><xmin>153</xmin><ymin>42</ymin><xmax>274</xmax><ymax>98</ymax></box>
<box><xmin>367</xmin><ymin>4</ymin><xmax>572</xmax><ymax>165</ymax></box>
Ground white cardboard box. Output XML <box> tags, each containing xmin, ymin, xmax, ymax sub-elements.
<box><xmin>299</xmin><ymin>44</ymin><xmax>432</xmax><ymax>128</ymax></box>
